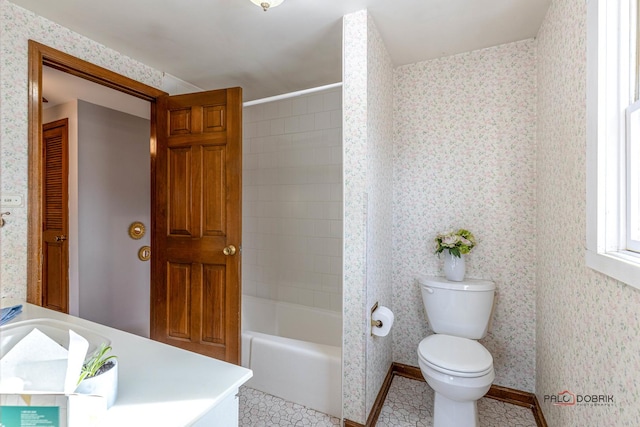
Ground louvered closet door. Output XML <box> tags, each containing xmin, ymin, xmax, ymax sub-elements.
<box><xmin>42</xmin><ymin>119</ymin><xmax>69</xmax><ymax>313</ymax></box>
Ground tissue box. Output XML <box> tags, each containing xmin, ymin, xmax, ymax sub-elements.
<box><xmin>0</xmin><ymin>393</ymin><xmax>106</xmax><ymax>427</ymax></box>
<box><xmin>0</xmin><ymin>321</ymin><xmax>111</xmax><ymax>426</ymax></box>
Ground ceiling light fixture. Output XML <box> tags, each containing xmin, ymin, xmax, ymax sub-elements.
<box><xmin>250</xmin><ymin>0</ymin><xmax>284</xmax><ymax>11</ymax></box>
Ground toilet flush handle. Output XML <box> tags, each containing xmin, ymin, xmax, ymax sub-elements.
<box><xmin>422</xmin><ymin>286</ymin><xmax>434</xmax><ymax>294</ymax></box>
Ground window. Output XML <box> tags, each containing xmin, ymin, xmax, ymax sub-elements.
<box><xmin>586</xmin><ymin>0</ymin><xmax>640</xmax><ymax>289</ymax></box>
<box><xmin>627</xmin><ymin>0</ymin><xmax>640</xmax><ymax>252</ymax></box>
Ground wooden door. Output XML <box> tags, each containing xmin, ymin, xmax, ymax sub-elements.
<box><xmin>42</xmin><ymin>119</ymin><xmax>69</xmax><ymax>313</ymax></box>
<box><xmin>151</xmin><ymin>88</ymin><xmax>242</xmax><ymax>364</ymax></box>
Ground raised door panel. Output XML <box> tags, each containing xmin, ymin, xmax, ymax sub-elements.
<box><xmin>203</xmin><ymin>105</ymin><xmax>226</xmax><ymax>132</ymax></box>
<box><xmin>201</xmin><ymin>265</ymin><xmax>225</xmax><ymax>345</ymax></box>
<box><xmin>202</xmin><ymin>146</ymin><xmax>225</xmax><ymax>236</ymax></box>
<box><xmin>167</xmin><ymin>262</ymin><xmax>192</xmax><ymax>340</ymax></box>
<box><xmin>168</xmin><ymin>147</ymin><xmax>194</xmax><ymax>236</ymax></box>
<box><xmin>169</xmin><ymin>108</ymin><xmax>192</xmax><ymax>135</ymax></box>
<box><xmin>43</xmin><ymin>242</ymin><xmax>65</xmax><ymax>311</ymax></box>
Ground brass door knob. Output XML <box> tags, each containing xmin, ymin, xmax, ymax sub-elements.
<box><xmin>55</xmin><ymin>235</ymin><xmax>67</xmax><ymax>242</ymax></box>
<box><xmin>222</xmin><ymin>245</ymin><xmax>237</xmax><ymax>256</ymax></box>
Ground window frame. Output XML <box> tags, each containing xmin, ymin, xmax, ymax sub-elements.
<box><xmin>586</xmin><ymin>0</ymin><xmax>640</xmax><ymax>290</ymax></box>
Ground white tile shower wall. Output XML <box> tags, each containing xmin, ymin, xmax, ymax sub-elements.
<box><xmin>0</xmin><ymin>0</ymin><xmax>164</xmax><ymax>299</ymax></box>
<box><xmin>392</xmin><ymin>39</ymin><xmax>537</xmax><ymax>392</ymax></box>
<box><xmin>242</xmin><ymin>88</ymin><xmax>343</xmax><ymax>312</ymax></box>
<box><xmin>536</xmin><ymin>0</ymin><xmax>640</xmax><ymax>424</ymax></box>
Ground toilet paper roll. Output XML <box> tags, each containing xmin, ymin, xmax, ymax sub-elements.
<box><xmin>371</xmin><ymin>306</ymin><xmax>394</xmax><ymax>337</ymax></box>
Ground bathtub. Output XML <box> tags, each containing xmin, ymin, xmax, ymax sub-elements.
<box><xmin>241</xmin><ymin>295</ymin><xmax>342</xmax><ymax>418</ymax></box>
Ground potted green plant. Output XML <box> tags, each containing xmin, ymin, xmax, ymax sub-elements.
<box><xmin>75</xmin><ymin>343</ymin><xmax>118</xmax><ymax>408</ymax></box>
<box><xmin>434</xmin><ymin>229</ymin><xmax>476</xmax><ymax>281</ymax></box>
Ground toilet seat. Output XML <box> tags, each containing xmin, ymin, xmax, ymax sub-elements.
<box><xmin>418</xmin><ymin>334</ymin><xmax>493</xmax><ymax>378</ymax></box>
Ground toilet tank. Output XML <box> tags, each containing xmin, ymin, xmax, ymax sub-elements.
<box><xmin>418</xmin><ymin>275</ymin><xmax>495</xmax><ymax>339</ymax></box>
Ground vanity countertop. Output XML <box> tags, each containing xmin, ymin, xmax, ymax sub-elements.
<box><xmin>0</xmin><ymin>300</ymin><xmax>252</xmax><ymax>426</ymax></box>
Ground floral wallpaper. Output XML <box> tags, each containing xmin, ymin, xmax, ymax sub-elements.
<box><xmin>392</xmin><ymin>39</ymin><xmax>538</xmax><ymax>392</ymax></box>
<box><xmin>364</xmin><ymin>13</ymin><xmax>395</xmax><ymax>418</ymax></box>
<box><xmin>342</xmin><ymin>9</ymin><xmax>369</xmax><ymax>424</ymax></box>
<box><xmin>342</xmin><ymin>10</ymin><xmax>395</xmax><ymax>423</ymax></box>
<box><xmin>536</xmin><ymin>0</ymin><xmax>640</xmax><ymax>424</ymax></box>
<box><xmin>0</xmin><ymin>0</ymin><xmax>163</xmax><ymax>299</ymax></box>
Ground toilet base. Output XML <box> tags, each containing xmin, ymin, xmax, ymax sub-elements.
<box><xmin>433</xmin><ymin>392</ymin><xmax>479</xmax><ymax>427</ymax></box>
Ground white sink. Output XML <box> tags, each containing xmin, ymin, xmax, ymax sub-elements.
<box><xmin>0</xmin><ymin>318</ymin><xmax>110</xmax><ymax>360</ymax></box>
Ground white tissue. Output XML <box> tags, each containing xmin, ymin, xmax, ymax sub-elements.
<box><xmin>0</xmin><ymin>328</ymin><xmax>89</xmax><ymax>394</ymax></box>
<box><xmin>371</xmin><ymin>306</ymin><xmax>394</xmax><ymax>337</ymax></box>
<box><xmin>65</xmin><ymin>330</ymin><xmax>90</xmax><ymax>393</ymax></box>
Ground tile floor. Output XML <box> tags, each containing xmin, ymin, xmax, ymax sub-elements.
<box><xmin>376</xmin><ymin>376</ymin><xmax>537</xmax><ymax>427</ymax></box>
<box><xmin>239</xmin><ymin>386</ymin><xmax>341</xmax><ymax>426</ymax></box>
<box><xmin>239</xmin><ymin>376</ymin><xmax>538</xmax><ymax>427</ymax></box>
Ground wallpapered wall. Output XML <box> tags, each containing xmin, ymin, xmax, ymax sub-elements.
<box><xmin>342</xmin><ymin>10</ymin><xmax>369</xmax><ymax>423</ymax></box>
<box><xmin>363</xmin><ymin>13</ymin><xmax>395</xmax><ymax>418</ymax></box>
<box><xmin>536</xmin><ymin>0</ymin><xmax>640</xmax><ymax>424</ymax></box>
<box><xmin>392</xmin><ymin>39</ymin><xmax>537</xmax><ymax>392</ymax></box>
<box><xmin>0</xmin><ymin>0</ymin><xmax>163</xmax><ymax>298</ymax></box>
<box><xmin>342</xmin><ymin>11</ymin><xmax>395</xmax><ymax>423</ymax></box>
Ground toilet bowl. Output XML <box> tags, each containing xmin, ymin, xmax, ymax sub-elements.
<box><xmin>418</xmin><ymin>334</ymin><xmax>494</xmax><ymax>427</ymax></box>
<box><xmin>417</xmin><ymin>276</ymin><xmax>496</xmax><ymax>427</ymax></box>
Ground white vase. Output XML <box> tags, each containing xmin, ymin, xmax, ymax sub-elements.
<box><xmin>75</xmin><ymin>359</ymin><xmax>118</xmax><ymax>408</ymax></box>
<box><xmin>443</xmin><ymin>252</ymin><xmax>465</xmax><ymax>281</ymax></box>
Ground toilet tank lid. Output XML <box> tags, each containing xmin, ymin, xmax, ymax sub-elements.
<box><xmin>418</xmin><ymin>275</ymin><xmax>495</xmax><ymax>291</ymax></box>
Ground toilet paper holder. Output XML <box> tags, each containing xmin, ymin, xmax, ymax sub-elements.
<box><xmin>370</xmin><ymin>301</ymin><xmax>394</xmax><ymax>337</ymax></box>
<box><xmin>371</xmin><ymin>302</ymin><xmax>383</xmax><ymax>328</ymax></box>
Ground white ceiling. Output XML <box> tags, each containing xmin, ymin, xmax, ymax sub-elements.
<box><xmin>43</xmin><ymin>66</ymin><xmax>151</xmax><ymax>119</ymax></box>
<box><xmin>12</xmin><ymin>0</ymin><xmax>551</xmax><ymax>102</ymax></box>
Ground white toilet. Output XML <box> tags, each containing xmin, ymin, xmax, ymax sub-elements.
<box><xmin>417</xmin><ymin>276</ymin><xmax>495</xmax><ymax>427</ymax></box>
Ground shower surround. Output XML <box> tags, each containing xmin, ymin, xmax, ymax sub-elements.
<box><xmin>242</xmin><ymin>87</ymin><xmax>343</xmax><ymax>312</ymax></box>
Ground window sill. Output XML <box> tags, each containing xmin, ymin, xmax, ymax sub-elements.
<box><xmin>585</xmin><ymin>249</ymin><xmax>640</xmax><ymax>290</ymax></box>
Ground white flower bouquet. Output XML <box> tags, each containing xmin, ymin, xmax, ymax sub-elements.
<box><xmin>434</xmin><ymin>229</ymin><xmax>476</xmax><ymax>258</ymax></box>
